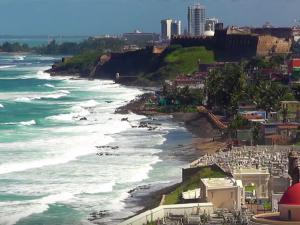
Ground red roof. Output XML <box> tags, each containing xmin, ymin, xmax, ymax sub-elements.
<box><xmin>279</xmin><ymin>183</ymin><xmax>300</xmax><ymax>205</ymax></box>
<box><xmin>290</xmin><ymin>59</ymin><xmax>300</xmax><ymax>68</ymax></box>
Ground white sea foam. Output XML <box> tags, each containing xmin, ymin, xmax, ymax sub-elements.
<box><xmin>79</xmin><ymin>100</ymin><xmax>99</xmax><ymax>108</ymax></box>
<box><xmin>47</xmin><ymin>106</ymin><xmax>90</xmax><ymax>122</ymax></box>
<box><xmin>0</xmin><ymin>65</ymin><xmax>16</xmax><ymax>69</ymax></box>
<box><xmin>14</xmin><ymin>55</ymin><xmax>25</xmax><ymax>61</ymax></box>
<box><xmin>41</xmin><ymin>91</ymin><xmax>69</xmax><ymax>100</ymax></box>
<box><xmin>0</xmin><ymin>53</ymin><xmax>176</xmax><ymax>225</ymax></box>
<box><xmin>0</xmin><ymin>192</ymin><xmax>74</xmax><ymax>225</ymax></box>
<box><xmin>0</xmin><ymin>103</ymin><xmax>4</xmax><ymax>108</ymax></box>
<box><xmin>14</xmin><ymin>90</ymin><xmax>69</xmax><ymax>102</ymax></box>
<box><xmin>44</xmin><ymin>83</ymin><xmax>55</xmax><ymax>88</ymax></box>
<box><xmin>36</xmin><ymin>70</ymin><xmax>51</xmax><ymax>80</ymax></box>
<box><xmin>19</xmin><ymin>120</ymin><xmax>36</xmax><ymax>126</ymax></box>
<box><xmin>1</xmin><ymin>120</ymin><xmax>36</xmax><ymax>126</ymax></box>
<box><xmin>83</xmin><ymin>182</ymin><xmax>115</xmax><ymax>194</ymax></box>
<box><xmin>15</xmin><ymin>97</ymin><xmax>31</xmax><ymax>102</ymax></box>
<box><xmin>0</xmin><ymin>131</ymin><xmax>113</xmax><ymax>175</ymax></box>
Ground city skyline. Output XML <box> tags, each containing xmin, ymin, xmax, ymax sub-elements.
<box><xmin>0</xmin><ymin>0</ymin><xmax>299</xmax><ymax>35</ymax></box>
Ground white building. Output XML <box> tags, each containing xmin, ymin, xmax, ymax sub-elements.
<box><xmin>161</xmin><ymin>19</ymin><xmax>172</xmax><ymax>40</ymax></box>
<box><xmin>205</xmin><ymin>17</ymin><xmax>219</xmax><ymax>32</ymax></box>
<box><xmin>188</xmin><ymin>4</ymin><xmax>206</xmax><ymax>36</ymax></box>
<box><xmin>171</xmin><ymin>20</ymin><xmax>182</xmax><ymax>36</ymax></box>
<box><xmin>161</xmin><ymin>19</ymin><xmax>181</xmax><ymax>40</ymax></box>
<box><xmin>199</xmin><ymin>177</ymin><xmax>245</xmax><ymax>210</ymax></box>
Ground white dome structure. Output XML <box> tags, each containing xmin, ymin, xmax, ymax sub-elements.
<box><xmin>203</xmin><ymin>24</ymin><xmax>215</xmax><ymax>37</ymax></box>
<box><xmin>204</xmin><ymin>30</ymin><xmax>215</xmax><ymax>37</ymax></box>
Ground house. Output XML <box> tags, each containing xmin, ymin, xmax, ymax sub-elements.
<box><xmin>289</xmin><ymin>58</ymin><xmax>300</xmax><ymax>81</ymax></box>
<box><xmin>261</xmin><ymin>122</ymin><xmax>300</xmax><ymax>145</ymax></box>
<box><xmin>199</xmin><ymin>177</ymin><xmax>244</xmax><ymax>210</ymax></box>
<box><xmin>169</xmin><ymin>73</ymin><xmax>207</xmax><ymax>89</ymax></box>
<box><xmin>239</xmin><ymin>110</ymin><xmax>267</xmax><ymax>123</ymax></box>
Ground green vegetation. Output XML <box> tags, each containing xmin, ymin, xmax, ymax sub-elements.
<box><xmin>157</xmin><ymin>86</ymin><xmax>204</xmax><ymax>113</ymax></box>
<box><xmin>164</xmin><ymin>166</ymin><xmax>226</xmax><ymax>205</ymax></box>
<box><xmin>246</xmin><ymin>55</ymin><xmax>286</xmax><ymax>70</ymax></box>
<box><xmin>206</xmin><ymin>63</ymin><xmax>295</xmax><ymax>116</ymax></box>
<box><xmin>163</xmin><ymin>85</ymin><xmax>204</xmax><ymax>107</ymax></box>
<box><xmin>36</xmin><ymin>38</ymin><xmax>126</xmax><ymax>55</ymax></box>
<box><xmin>0</xmin><ymin>42</ymin><xmax>30</xmax><ymax>52</ymax></box>
<box><xmin>229</xmin><ymin>114</ymin><xmax>251</xmax><ymax>130</ymax></box>
<box><xmin>147</xmin><ymin>46</ymin><xmax>214</xmax><ymax>81</ymax></box>
<box><xmin>56</xmin><ymin>50</ymin><xmax>102</xmax><ymax>74</ymax></box>
<box><xmin>205</xmin><ymin>63</ymin><xmax>247</xmax><ymax>115</ymax></box>
<box><xmin>0</xmin><ymin>37</ymin><xmax>127</xmax><ymax>54</ymax></box>
<box><xmin>165</xmin><ymin>46</ymin><xmax>214</xmax><ymax>74</ymax></box>
<box><xmin>263</xmin><ymin>201</ymin><xmax>272</xmax><ymax>211</ymax></box>
<box><xmin>245</xmin><ymin>185</ymin><xmax>256</xmax><ymax>192</ymax></box>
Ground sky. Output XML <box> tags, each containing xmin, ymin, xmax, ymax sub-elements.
<box><xmin>0</xmin><ymin>0</ymin><xmax>299</xmax><ymax>36</ymax></box>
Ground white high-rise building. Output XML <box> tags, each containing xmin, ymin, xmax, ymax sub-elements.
<box><xmin>171</xmin><ymin>20</ymin><xmax>182</xmax><ymax>36</ymax></box>
<box><xmin>161</xmin><ymin>19</ymin><xmax>173</xmax><ymax>40</ymax></box>
<box><xmin>161</xmin><ymin>19</ymin><xmax>182</xmax><ymax>40</ymax></box>
<box><xmin>188</xmin><ymin>4</ymin><xmax>206</xmax><ymax>36</ymax></box>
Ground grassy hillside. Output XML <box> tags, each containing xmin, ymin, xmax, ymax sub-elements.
<box><xmin>163</xmin><ymin>166</ymin><xmax>225</xmax><ymax>205</ymax></box>
<box><xmin>51</xmin><ymin>50</ymin><xmax>102</xmax><ymax>75</ymax></box>
<box><xmin>165</xmin><ymin>46</ymin><xmax>215</xmax><ymax>74</ymax></box>
<box><xmin>144</xmin><ymin>46</ymin><xmax>215</xmax><ymax>81</ymax></box>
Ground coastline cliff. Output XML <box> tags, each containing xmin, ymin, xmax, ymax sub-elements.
<box><xmin>47</xmin><ymin>45</ymin><xmax>215</xmax><ymax>86</ymax></box>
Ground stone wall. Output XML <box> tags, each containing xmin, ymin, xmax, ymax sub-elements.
<box><xmin>256</xmin><ymin>35</ymin><xmax>293</xmax><ymax>56</ymax></box>
<box><xmin>170</xmin><ymin>28</ymin><xmax>293</xmax><ymax>59</ymax></box>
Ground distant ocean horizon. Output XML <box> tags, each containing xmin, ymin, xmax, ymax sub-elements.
<box><xmin>0</xmin><ymin>38</ymin><xmax>190</xmax><ymax>225</ymax></box>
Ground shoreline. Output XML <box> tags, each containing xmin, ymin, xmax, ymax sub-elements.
<box><xmin>112</xmin><ymin>93</ymin><xmax>225</xmax><ymax>224</ymax></box>
<box><xmin>44</xmin><ymin>71</ymin><xmax>226</xmax><ymax>224</ymax></box>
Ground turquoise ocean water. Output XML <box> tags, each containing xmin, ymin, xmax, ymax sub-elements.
<box><xmin>0</xmin><ymin>52</ymin><xmax>190</xmax><ymax>225</ymax></box>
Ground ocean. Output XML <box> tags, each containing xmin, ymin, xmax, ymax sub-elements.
<box><xmin>0</xmin><ymin>52</ymin><xmax>192</xmax><ymax>225</ymax></box>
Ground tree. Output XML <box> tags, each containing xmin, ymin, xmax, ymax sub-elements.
<box><xmin>205</xmin><ymin>64</ymin><xmax>247</xmax><ymax>115</ymax></box>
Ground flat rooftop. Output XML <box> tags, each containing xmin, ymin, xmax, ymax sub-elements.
<box><xmin>233</xmin><ymin>168</ymin><xmax>270</xmax><ymax>175</ymax></box>
<box><xmin>201</xmin><ymin>177</ymin><xmax>242</xmax><ymax>189</ymax></box>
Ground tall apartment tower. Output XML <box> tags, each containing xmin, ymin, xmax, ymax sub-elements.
<box><xmin>188</xmin><ymin>4</ymin><xmax>206</xmax><ymax>36</ymax></box>
<box><xmin>161</xmin><ymin>19</ymin><xmax>182</xmax><ymax>40</ymax></box>
<box><xmin>171</xmin><ymin>20</ymin><xmax>182</xmax><ymax>36</ymax></box>
<box><xmin>161</xmin><ymin>19</ymin><xmax>173</xmax><ymax>40</ymax></box>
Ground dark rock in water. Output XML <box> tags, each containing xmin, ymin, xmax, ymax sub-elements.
<box><xmin>96</xmin><ymin>152</ymin><xmax>120</xmax><ymax>157</ymax></box>
<box><xmin>121</xmin><ymin>117</ymin><xmax>128</xmax><ymax>121</ymax></box>
<box><xmin>96</xmin><ymin>145</ymin><xmax>119</xmax><ymax>150</ymax></box>
<box><xmin>88</xmin><ymin>210</ymin><xmax>110</xmax><ymax>221</ymax></box>
<box><xmin>105</xmin><ymin>100</ymin><xmax>113</xmax><ymax>103</ymax></box>
<box><xmin>80</xmin><ymin>117</ymin><xmax>87</xmax><ymax>121</ymax></box>
<box><xmin>127</xmin><ymin>185</ymin><xmax>151</xmax><ymax>194</ymax></box>
<box><xmin>138</xmin><ymin>121</ymin><xmax>149</xmax><ymax>128</ymax></box>
<box><xmin>148</xmin><ymin>127</ymin><xmax>157</xmax><ymax>131</ymax></box>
